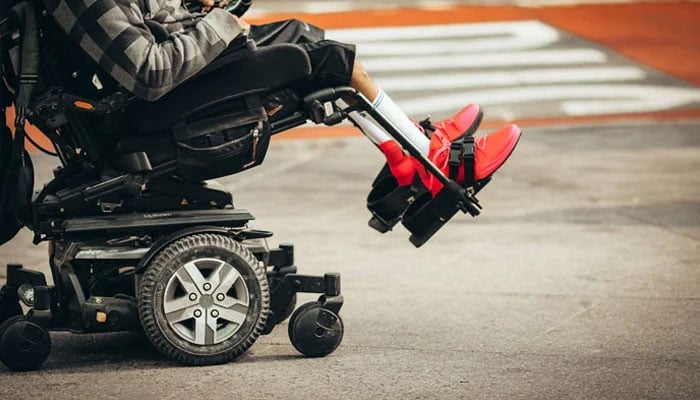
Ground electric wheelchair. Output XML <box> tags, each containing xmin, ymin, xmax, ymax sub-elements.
<box><xmin>0</xmin><ymin>0</ymin><xmax>487</xmax><ymax>371</ymax></box>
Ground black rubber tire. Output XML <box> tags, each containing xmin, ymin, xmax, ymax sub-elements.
<box><xmin>288</xmin><ymin>302</ymin><xmax>344</xmax><ymax>358</ymax></box>
<box><xmin>137</xmin><ymin>233</ymin><xmax>270</xmax><ymax>366</ymax></box>
<box><xmin>0</xmin><ymin>315</ymin><xmax>51</xmax><ymax>372</ymax></box>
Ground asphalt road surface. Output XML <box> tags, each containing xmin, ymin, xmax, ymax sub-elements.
<box><xmin>1</xmin><ymin>1</ymin><xmax>699</xmax><ymax>399</ymax></box>
<box><xmin>1</xmin><ymin>120</ymin><xmax>699</xmax><ymax>399</ymax></box>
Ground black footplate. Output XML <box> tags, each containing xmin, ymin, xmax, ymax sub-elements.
<box><xmin>366</xmin><ymin>135</ymin><xmax>490</xmax><ymax>247</ymax></box>
<box><xmin>367</xmin><ymin>166</ymin><xmax>428</xmax><ymax>233</ymax></box>
<box><xmin>402</xmin><ymin>178</ymin><xmax>490</xmax><ymax>247</ymax></box>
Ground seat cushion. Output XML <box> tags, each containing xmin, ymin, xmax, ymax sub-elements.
<box><xmin>128</xmin><ymin>43</ymin><xmax>312</xmax><ymax>134</ymax></box>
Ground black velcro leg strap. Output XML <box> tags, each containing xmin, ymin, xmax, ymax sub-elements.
<box><xmin>367</xmin><ymin>168</ymin><xmax>429</xmax><ymax>233</ymax></box>
<box><xmin>461</xmin><ymin>136</ymin><xmax>475</xmax><ymax>189</ymax></box>
<box><xmin>448</xmin><ymin>136</ymin><xmax>475</xmax><ymax>189</ymax></box>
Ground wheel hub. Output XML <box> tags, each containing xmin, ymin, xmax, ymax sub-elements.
<box><xmin>200</xmin><ymin>294</ymin><xmax>214</xmax><ymax>309</ymax></box>
<box><xmin>163</xmin><ymin>258</ymin><xmax>250</xmax><ymax>346</ymax></box>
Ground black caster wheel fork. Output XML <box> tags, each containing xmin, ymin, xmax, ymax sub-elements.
<box><xmin>264</xmin><ymin>271</ymin><xmax>344</xmax><ymax>335</ymax></box>
<box><xmin>263</xmin><ymin>270</ymin><xmax>345</xmax><ymax>357</ymax></box>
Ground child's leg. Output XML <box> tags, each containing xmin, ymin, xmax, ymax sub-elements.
<box><xmin>346</xmin><ymin>109</ymin><xmax>419</xmax><ymax>186</ymax></box>
<box><xmin>346</xmin><ymin>59</ymin><xmax>520</xmax><ymax>187</ymax></box>
<box><xmin>349</xmin><ymin>61</ymin><xmax>431</xmax><ymax>155</ymax></box>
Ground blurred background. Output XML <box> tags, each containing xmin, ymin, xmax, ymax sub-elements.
<box><xmin>1</xmin><ymin>0</ymin><xmax>699</xmax><ymax>399</ymax></box>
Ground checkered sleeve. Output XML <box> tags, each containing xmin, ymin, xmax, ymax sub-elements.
<box><xmin>51</xmin><ymin>0</ymin><xmax>242</xmax><ymax>101</ymax></box>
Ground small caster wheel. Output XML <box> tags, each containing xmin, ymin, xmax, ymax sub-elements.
<box><xmin>0</xmin><ymin>315</ymin><xmax>51</xmax><ymax>372</ymax></box>
<box><xmin>288</xmin><ymin>301</ymin><xmax>343</xmax><ymax>357</ymax></box>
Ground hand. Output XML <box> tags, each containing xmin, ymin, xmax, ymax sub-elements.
<box><xmin>198</xmin><ymin>0</ymin><xmax>216</xmax><ymax>13</ymax></box>
<box><xmin>231</xmin><ymin>15</ymin><xmax>250</xmax><ymax>35</ymax></box>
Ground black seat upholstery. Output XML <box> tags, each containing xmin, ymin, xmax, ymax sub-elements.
<box><xmin>127</xmin><ymin>43</ymin><xmax>312</xmax><ymax>134</ymax></box>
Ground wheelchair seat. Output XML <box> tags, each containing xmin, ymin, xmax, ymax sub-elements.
<box><xmin>128</xmin><ymin>43</ymin><xmax>312</xmax><ymax>134</ymax></box>
<box><xmin>108</xmin><ymin>42</ymin><xmax>311</xmax><ymax>173</ymax></box>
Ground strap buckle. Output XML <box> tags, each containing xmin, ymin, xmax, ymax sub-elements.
<box><xmin>448</xmin><ymin>136</ymin><xmax>476</xmax><ymax>187</ymax></box>
<box><xmin>448</xmin><ymin>141</ymin><xmax>463</xmax><ymax>180</ymax></box>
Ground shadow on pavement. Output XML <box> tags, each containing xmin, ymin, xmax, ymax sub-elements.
<box><xmin>0</xmin><ymin>332</ymin><xmax>170</xmax><ymax>375</ymax></box>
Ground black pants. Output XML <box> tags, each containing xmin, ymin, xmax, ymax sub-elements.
<box><xmin>249</xmin><ymin>19</ymin><xmax>357</xmax><ymax>93</ymax></box>
<box><xmin>196</xmin><ymin>19</ymin><xmax>355</xmax><ymax>94</ymax></box>
<box><xmin>126</xmin><ymin>19</ymin><xmax>357</xmax><ymax>135</ymax></box>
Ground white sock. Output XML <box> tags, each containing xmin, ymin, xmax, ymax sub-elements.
<box><xmin>372</xmin><ymin>90</ymin><xmax>430</xmax><ymax>155</ymax></box>
<box><xmin>347</xmin><ymin>111</ymin><xmax>392</xmax><ymax>145</ymax></box>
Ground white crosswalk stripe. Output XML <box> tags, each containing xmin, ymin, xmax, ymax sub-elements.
<box><xmin>327</xmin><ymin>21</ymin><xmax>700</xmax><ymax>120</ymax></box>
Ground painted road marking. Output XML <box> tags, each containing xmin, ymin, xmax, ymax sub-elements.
<box><xmin>400</xmin><ymin>85</ymin><xmax>700</xmax><ymax>116</ymax></box>
<box><xmin>328</xmin><ymin>21</ymin><xmax>700</xmax><ymax>120</ymax></box>
<box><xmin>377</xmin><ymin>67</ymin><xmax>647</xmax><ymax>91</ymax></box>
<box><xmin>248</xmin><ymin>0</ymin><xmax>638</xmax><ymax>16</ymax></box>
<box><xmin>360</xmin><ymin>49</ymin><xmax>607</xmax><ymax>72</ymax></box>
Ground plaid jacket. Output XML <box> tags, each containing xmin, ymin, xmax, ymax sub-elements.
<box><xmin>51</xmin><ymin>0</ymin><xmax>242</xmax><ymax>100</ymax></box>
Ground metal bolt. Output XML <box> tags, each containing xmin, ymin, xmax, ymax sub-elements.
<box><xmin>189</xmin><ymin>293</ymin><xmax>197</xmax><ymax>301</ymax></box>
<box><xmin>193</xmin><ymin>309</ymin><xmax>202</xmax><ymax>318</ymax></box>
<box><xmin>216</xmin><ymin>293</ymin><xmax>225</xmax><ymax>302</ymax></box>
<box><xmin>203</xmin><ymin>283</ymin><xmax>212</xmax><ymax>291</ymax></box>
<box><xmin>211</xmin><ymin>309</ymin><xmax>219</xmax><ymax>318</ymax></box>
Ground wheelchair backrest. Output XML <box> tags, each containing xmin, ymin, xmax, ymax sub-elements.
<box><xmin>3</xmin><ymin>0</ymin><xmax>142</xmax><ymax>165</ymax></box>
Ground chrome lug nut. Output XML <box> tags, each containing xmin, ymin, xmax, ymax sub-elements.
<box><xmin>211</xmin><ymin>310</ymin><xmax>219</xmax><ymax>318</ymax></box>
<box><xmin>216</xmin><ymin>293</ymin><xmax>225</xmax><ymax>301</ymax></box>
<box><xmin>203</xmin><ymin>283</ymin><xmax>212</xmax><ymax>291</ymax></box>
<box><xmin>189</xmin><ymin>293</ymin><xmax>197</xmax><ymax>301</ymax></box>
<box><xmin>193</xmin><ymin>309</ymin><xmax>202</xmax><ymax>318</ymax></box>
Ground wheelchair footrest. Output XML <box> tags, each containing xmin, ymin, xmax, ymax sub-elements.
<box><xmin>366</xmin><ymin>161</ymin><xmax>492</xmax><ymax>247</ymax></box>
<box><xmin>367</xmin><ymin>167</ymin><xmax>428</xmax><ymax>233</ymax></box>
<box><xmin>403</xmin><ymin>178</ymin><xmax>490</xmax><ymax>247</ymax></box>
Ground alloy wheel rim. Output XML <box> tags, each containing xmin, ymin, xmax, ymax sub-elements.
<box><xmin>163</xmin><ymin>258</ymin><xmax>250</xmax><ymax>345</ymax></box>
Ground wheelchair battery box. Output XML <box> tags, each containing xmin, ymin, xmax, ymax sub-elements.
<box><xmin>81</xmin><ymin>296</ymin><xmax>139</xmax><ymax>333</ymax></box>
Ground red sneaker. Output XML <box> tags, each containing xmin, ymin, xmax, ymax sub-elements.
<box><xmin>379</xmin><ymin>103</ymin><xmax>483</xmax><ymax>186</ymax></box>
<box><xmin>426</xmin><ymin>124</ymin><xmax>521</xmax><ymax>195</ymax></box>
<box><xmin>474</xmin><ymin>124</ymin><xmax>521</xmax><ymax>180</ymax></box>
<box><xmin>424</xmin><ymin>103</ymin><xmax>483</xmax><ymax>142</ymax></box>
